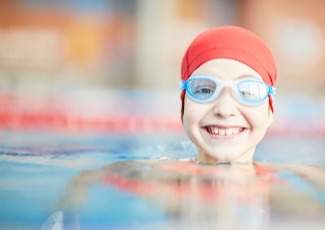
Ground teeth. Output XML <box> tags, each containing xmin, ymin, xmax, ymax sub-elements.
<box><xmin>219</xmin><ymin>129</ymin><xmax>226</xmax><ymax>135</ymax></box>
<box><xmin>207</xmin><ymin>127</ymin><xmax>244</xmax><ymax>136</ymax></box>
<box><xmin>226</xmin><ymin>129</ymin><xmax>232</xmax><ymax>135</ymax></box>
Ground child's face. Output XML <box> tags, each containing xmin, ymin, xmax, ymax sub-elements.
<box><xmin>182</xmin><ymin>58</ymin><xmax>273</xmax><ymax>164</ymax></box>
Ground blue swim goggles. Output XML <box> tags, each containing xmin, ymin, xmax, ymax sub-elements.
<box><xmin>180</xmin><ymin>75</ymin><xmax>276</xmax><ymax>106</ymax></box>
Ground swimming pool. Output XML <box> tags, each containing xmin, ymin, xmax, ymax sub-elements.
<box><xmin>1</xmin><ymin>90</ymin><xmax>325</xmax><ymax>229</ymax></box>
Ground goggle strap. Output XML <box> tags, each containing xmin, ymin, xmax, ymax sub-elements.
<box><xmin>178</xmin><ymin>81</ymin><xmax>186</xmax><ymax>90</ymax></box>
<box><xmin>179</xmin><ymin>81</ymin><xmax>186</xmax><ymax>90</ymax></box>
<box><xmin>269</xmin><ymin>86</ymin><xmax>276</xmax><ymax>96</ymax></box>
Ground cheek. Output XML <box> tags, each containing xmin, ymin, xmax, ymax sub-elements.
<box><xmin>182</xmin><ymin>97</ymin><xmax>205</xmax><ymax>129</ymax></box>
<box><xmin>183</xmin><ymin>103</ymin><xmax>197</xmax><ymax>128</ymax></box>
<box><xmin>245</xmin><ymin>104</ymin><xmax>272</xmax><ymax>129</ymax></box>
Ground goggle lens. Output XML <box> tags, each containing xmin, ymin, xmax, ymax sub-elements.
<box><xmin>189</xmin><ymin>78</ymin><xmax>217</xmax><ymax>101</ymax></box>
<box><xmin>238</xmin><ymin>80</ymin><xmax>268</xmax><ymax>102</ymax></box>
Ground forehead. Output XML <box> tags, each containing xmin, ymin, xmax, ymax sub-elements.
<box><xmin>191</xmin><ymin>58</ymin><xmax>263</xmax><ymax>81</ymax></box>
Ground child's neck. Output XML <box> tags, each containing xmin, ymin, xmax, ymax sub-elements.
<box><xmin>197</xmin><ymin>148</ymin><xmax>255</xmax><ymax>165</ymax></box>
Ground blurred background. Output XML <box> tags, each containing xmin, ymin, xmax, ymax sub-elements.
<box><xmin>0</xmin><ymin>0</ymin><xmax>325</xmax><ymax>135</ymax></box>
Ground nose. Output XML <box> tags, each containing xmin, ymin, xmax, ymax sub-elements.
<box><xmin>212</xmin><ymin>88</ymin><xmax>238</xmax><ymax>118</ymax></box>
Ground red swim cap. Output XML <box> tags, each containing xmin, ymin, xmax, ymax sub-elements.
<box><xmin>181</xmin><ymin>26</ymin><xmax>277</xmax><ymax>111</ymax></box>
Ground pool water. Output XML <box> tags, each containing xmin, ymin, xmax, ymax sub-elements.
<box><xmin>1</xmin><ymin>89</ymin><xmax>325</xmax><ymax>230</ymax></box>
<box><xmin>1</xmin><ymin>131</ymin><xmax>325</xmax><ymax>230</ymax></box>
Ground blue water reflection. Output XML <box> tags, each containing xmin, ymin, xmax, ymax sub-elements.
<box><xmin>0</xmin><ymin>132</ymin><xmax>325</xmax><ymax>230</ymax></box>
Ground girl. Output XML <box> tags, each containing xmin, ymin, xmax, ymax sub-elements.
<box><xmin>180</xmin><ymin>26</ymin><xmax>276</xmax><ymax>164</ymax></box>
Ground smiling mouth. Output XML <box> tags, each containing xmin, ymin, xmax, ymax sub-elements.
<box><xmin>206</xmin><ymin>127</ymin><xmax>245</xmax><ymax>136</ymax></box>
